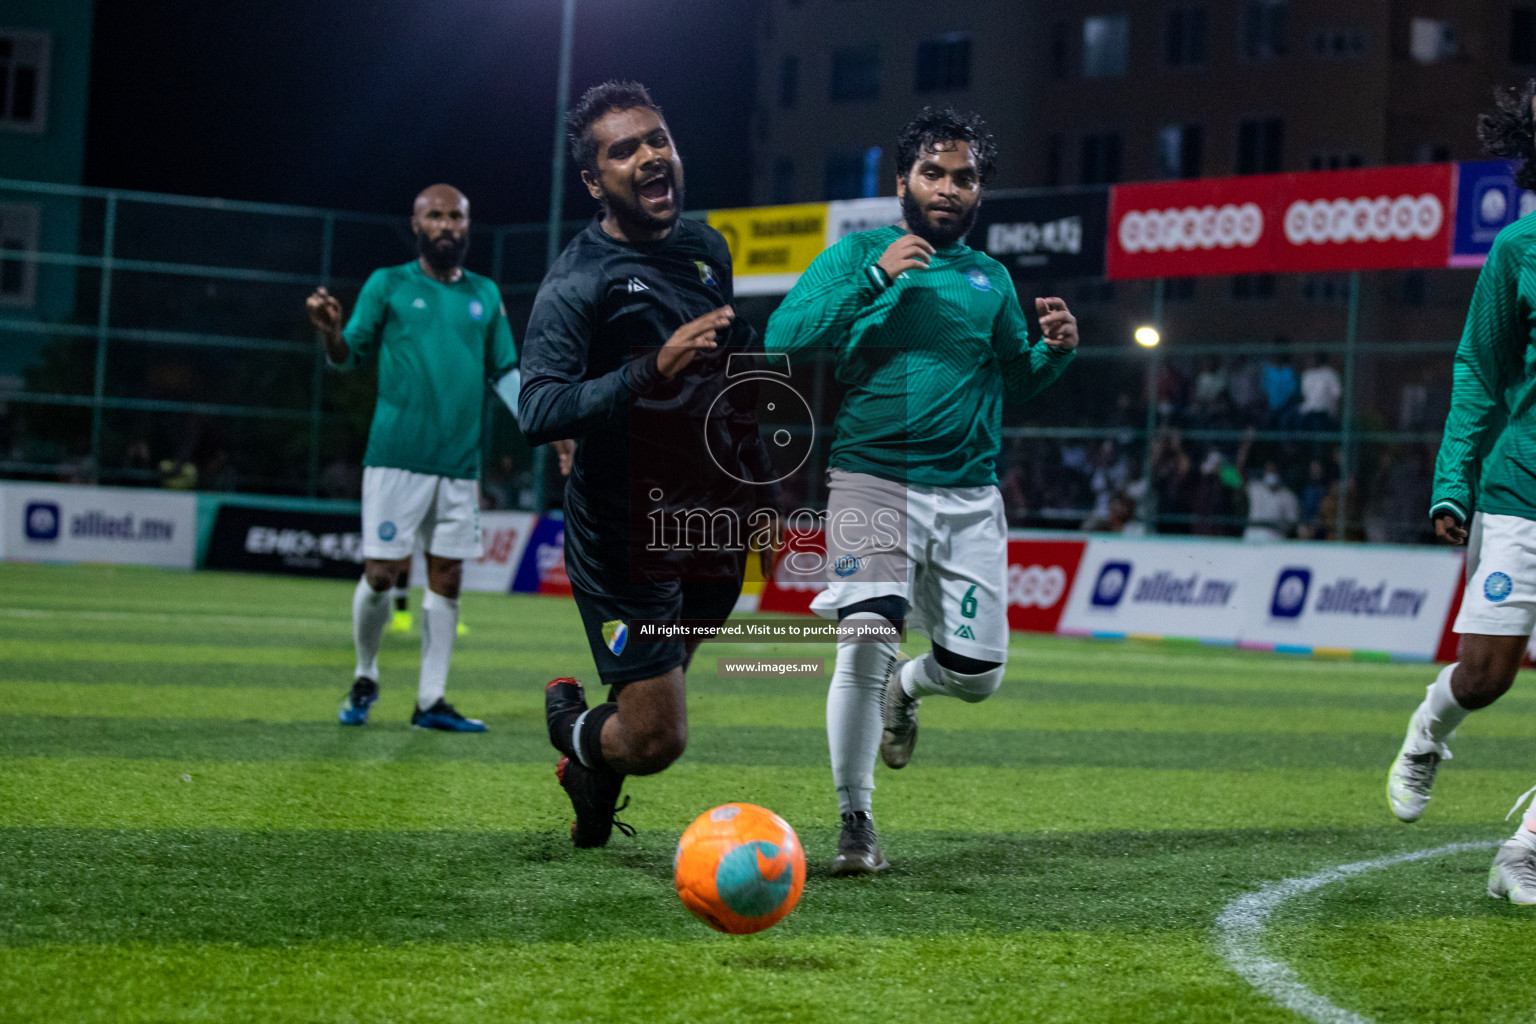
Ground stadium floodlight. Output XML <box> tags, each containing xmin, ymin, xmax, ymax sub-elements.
<box><xmin>1134</xmin><ymin>326</ymin><xmax>1161</xmax><ymax>348</ymax></box>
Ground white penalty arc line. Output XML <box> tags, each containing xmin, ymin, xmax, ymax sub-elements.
<box><xmin>1215</xmin><ymin>841</ymin><xmax>1496</xmax><ymax>1024</ymax></box>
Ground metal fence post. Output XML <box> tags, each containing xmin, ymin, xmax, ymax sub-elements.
<box><xmin>88</xmin><ymin>193</ymin><xmax>118</xmax><ymax>484</ymax></box>
<box><xmin>1337</xmin><ymin>270</ymin><xmax>1360</xmax><ymax>541</ymax></box>
<box><xmin>1139</xmin><ymin>278</ymin><xmax>1166</xmax><ymax>532</ymax></box>
<box><xmin>308</xmin><ymin>213</ymin><xmax>335</xmax><ymax>497</ymax></box>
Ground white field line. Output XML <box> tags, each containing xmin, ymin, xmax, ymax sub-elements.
<box><xmin>1215</xmin><ymin>840</ymin><xmax>1496</xmax><ymax>1024</ymax></box>
<box><xmin>0</xmin><ymin>607</ymin><xmax>340</xmax><ymax>630</ymax></box>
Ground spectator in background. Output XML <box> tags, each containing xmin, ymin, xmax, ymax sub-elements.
<box><xmin>1262</xmin><ymin>346</ymin><xmax>1300</xmax><ymax>429</ymax></box>
<box><xmin>1227</xmin><ymin>355</ymin><xmax>1265</xmax><ymax>426</ymax></box>
<box><xmin>1243</xmin><ymin>460</ymin><xmax>1300</xmax><ymax>541</ymax></box>
<box><xmin>1188</xmin><ymin>356</ymin><xmax>1230</xmax><ymax>427</ymax></box>
<box><xmin>1236</xmin><ymin>428</ymin><xmax>1298</xmax><ymax>540</ymax></box>
<box><xmin>1000</xmin><ymin>461</ymin><xmax>1030</xmax><ymax>525</ymax></box>
<box><xmin>1296</xmin><ymin>457</ymin><xmax>1332</xmax><ymax>540</ymax></box>
<box><xmin>1298</xmin><ymin>353</ymin><xmax>1343</xmax><ymax>430</ymax></box>
<box><xmin>1191</xmin><ymin>447</ymin><xmax>1242</xmax><ymax>536</ymax></box>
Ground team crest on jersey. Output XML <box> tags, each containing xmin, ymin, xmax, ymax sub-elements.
<box><xmin>468</xmin><ymin>300</ymin><xmax>485</xmax><ymax>321</ymax></box>
<box><xmin>695</xmin><ymin>261</ymin><xmax>719</xmax><ymax>287</ymax></box>
<box><xmin>602</xmin><ymin>619</ymin><xmax>629</xmax><ymax>656</ymax></box>
<box><xmin>1486</xmin><ymin>571</ymin><xmax>1513</xmax><ymax>602</ymax></box>
<box><xmin>412</xmin><ymin>298</ymin><xmax>427</xmax><ymax>309</ymax></box>
<box><xmin>966</xmin><ymin>269</ymin><xmax>991</xmax><ymax>292</ymax></box>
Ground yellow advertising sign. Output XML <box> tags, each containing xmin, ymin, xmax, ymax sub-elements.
<box><xmin>706</xmin><ymin>202</ymin><xmax>828</xmax><ymax>295</ymax></box>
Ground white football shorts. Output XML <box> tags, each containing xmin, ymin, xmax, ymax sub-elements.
<box><xmin>810</xmin><ymin>468</ymin><xmax>1009</xmax><ymax>662</ymax></box>
<box><xmin>1454</xmin><ymin>512</ymin><xmax>1536</xmax><ymax>637</ymax></box>
<box><xmin>361</xmin><ymin>466</ymin><xmax>482</xmax><ymax>561</ymax></box>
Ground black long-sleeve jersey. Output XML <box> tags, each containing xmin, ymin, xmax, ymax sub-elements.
<box><xmin>519</xmin><ymin>216</ymin><xmax>774</xmax><ymax>581</ymax></box>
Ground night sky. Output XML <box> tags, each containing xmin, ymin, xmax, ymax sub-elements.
<box><xmin>83</xmin><ymin>0</ymin><xmax>760</xmax><ymax>224</ymax></box>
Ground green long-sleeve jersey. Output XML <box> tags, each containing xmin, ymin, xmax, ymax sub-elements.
<box><xmin>1432</xmin><ymin>214</ymin><xmax>1536</xmax><ymax>523</ymax></box>
<box><xmin>334</xmin><ymin>262</ymin><xmax>517</xmax><ymax>480</ymax></box>
<box><xmin>764</xmin><ymin>225</ymin><xmax>1074</xmax><ymax>488</ymax></box>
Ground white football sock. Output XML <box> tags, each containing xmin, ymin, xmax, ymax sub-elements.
<box><xmin>352</xmin><ymin>576</ymin><xmax>391</xmax><ymax>680</ymax></box>
<box><xmin>1407</xmin><ymin>663</ymin><xmax>1469</xmax><ymax>754</ymax></box>
<box><xmin>828</xmin><ymin>613</ymin><xmax>898</xmax><ymax>817</ymax></box>
<box><xmin>418</xmin><ymin>589</ymin><xmax>459</xmax><ymax>711</ymax></box>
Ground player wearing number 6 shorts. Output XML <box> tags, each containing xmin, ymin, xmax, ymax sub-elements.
<box><xmin>1385</xmin><ymin>79</ymin><xmax>1536</xmax><ymax>905</ymax></box>
<box><xmin>765</xmin><ymin>108</ymin><xmax>1079</xmax><ymax>875</ymax></box>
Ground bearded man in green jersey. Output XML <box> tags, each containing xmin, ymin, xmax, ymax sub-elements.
<box><xmin>305</xmin><ymin>184</ymin><xmax>521</xmax><ymax>733</ymax></box>
<box><xmin>1386</xmin><ymin>80</ymin><xmax>1536</xmax><ymax>904</ymax></box>
<box><xmin>765</xmin><ymin>109</ymin><xmax>1079</xmax><ymax>874</ymax></box>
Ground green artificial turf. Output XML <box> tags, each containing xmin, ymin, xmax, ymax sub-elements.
<box><xmin>1</xmin><ymin>562</ymin><xmax>1532</xmax><ymax>1023</ymax></box>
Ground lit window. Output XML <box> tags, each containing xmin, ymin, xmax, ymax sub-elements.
<box><xmin>1083</xmin><ymin>15</ymin><xmax>1129</xmax><ymax>78</ymax></box>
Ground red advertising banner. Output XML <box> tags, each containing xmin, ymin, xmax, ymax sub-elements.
<box><xmin>759</xmin><ymin>531</ymin><xmax>1087</xmax><ymax>635</ymax></box>
<box><xmin>1107</xmin><ymin>164</ymin><xmax>1454</xmax><ymax>280</ymax></box>
<box><xmin>1005</xmin><ymin>538</ymin><xmax>1087</xmax><ymax>634</ymax></box>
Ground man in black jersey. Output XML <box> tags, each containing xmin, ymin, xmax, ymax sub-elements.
<box><xmin>519</xmin><ymin>81</ymin><xmax>773</xmax><ymax>847</ymax></box>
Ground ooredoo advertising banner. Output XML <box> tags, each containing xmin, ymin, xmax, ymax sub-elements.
<box><xmin>1005</xmin><ymin>538</ymin><xmax>1085</xmax><ymax>633</ymax></box>
<box><xmin>0</xmin><ymin>482</ymin><xmax>196</xmax><ymax>569</ymax></box>
<box><xmin>1107</xmin><ymin>164</ymin><xmax>1455</xmax><ymax>279</ymax></box>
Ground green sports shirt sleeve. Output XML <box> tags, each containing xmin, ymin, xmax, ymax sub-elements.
<box><xmin>991</xmin><ymin>272</ymin><xmax>1076</xmax><ymax>403</ymax></box>
<box><xmin>1431</xmin><ymin>225</ymin><xmax>1528</xmax><ymax>523</ymax></box>
<box><xmin>763</xmin><ymin>234</ymin><xmax>886</xmax><ymax>356</ymax></box>
<box><xmin>335</xmin><ymin>269</ymin><xmax>390</xmax><ymax>370</ymax></box>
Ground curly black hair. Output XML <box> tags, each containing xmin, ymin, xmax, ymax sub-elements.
<box><xmin>566</xmin><ymin>80</ymin><xmax>663</xmax><ymax>175</ymax></box>
<box><xmin>1478</xmin><ymin>79</ymin><xmax>1536</xmax><ymax>191</ymax></box>
<box><xmin>895</xmin><ymin>107</ymin><xmax>997</xmax><ymax>185</ymax></box>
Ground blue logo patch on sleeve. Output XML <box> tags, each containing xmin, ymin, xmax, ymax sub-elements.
<box><xmin>1485</xmin><ymin>571</ymin><xmax>1513</xmax><ymax>602</ymax></box>
<box><xmin>378</xmin><ymin>521</ymin><xmax>397</xmax><ymax>542</ymax></box>
<box><xmin>833</xmin><ymin>554</ymin><xmax>861</xmax><ymax>578</ymax></box>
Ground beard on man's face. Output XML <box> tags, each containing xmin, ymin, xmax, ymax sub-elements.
<box><xmin>416</xmin><ymin>229</ymin><xmax>469</xmax><ymax>271</ymax></box>
<box><xmin>602</xmin><ymin>163</ymin><xmax>685</xmax><ymax>233</ymax></box>
<box><xmin>900</xmin><ymin>188</ymin><xmax>978</xmax><ymax>248</ymax></box>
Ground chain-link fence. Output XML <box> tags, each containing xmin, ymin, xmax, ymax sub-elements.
<box><xmin>0</xmin><ymin>177</ymin><xmax>1467</xmax><ymax>539</ymax></box>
